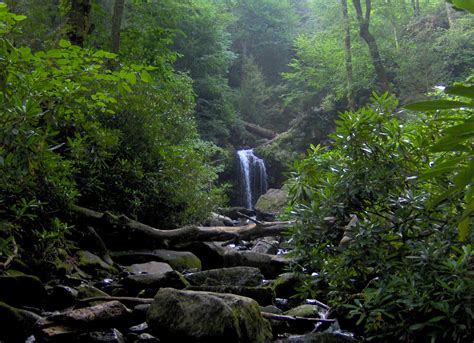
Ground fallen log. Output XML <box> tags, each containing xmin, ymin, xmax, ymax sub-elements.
<box><xmin>70</xmin><ymin>204</ymin><xmax>294</xmax><ymax>249</ymax></box>
<box><xmin>241</xmin><ymin>121</ymin><xmax>277</xmax><ymax>140</ymax></box>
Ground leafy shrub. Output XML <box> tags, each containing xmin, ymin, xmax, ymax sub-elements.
<box><xmin>286</xmin><ymin>90</ymin><xmax>473</xmax><ymax>341</ymax></box>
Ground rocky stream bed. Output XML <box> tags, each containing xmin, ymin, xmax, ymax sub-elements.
<box><xmin>0</xmin><ymin>204</ymin><xmax>356</xmax><ymax>343</ymax></box>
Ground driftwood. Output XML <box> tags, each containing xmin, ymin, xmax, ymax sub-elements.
<box><xmin>78</xmin><ymin>296</ymin><xmax>153</xmax><ymax>306</ymax></box>
<box><xmin>241</xmin><ymin>121</ymin><xmax>277</xmax><ymax>140</ymax></box>
<box><xmin>70</xmin><ymin>204</ymin><xmax>294</xmax><ymax>248</ymax></box>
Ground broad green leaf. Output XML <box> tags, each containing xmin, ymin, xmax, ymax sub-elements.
<box><xmin>458</xmin><ymin>217</ymin><xmax>470</xmax><ymax>242</ymax></box>
<box><xmin>93</xmin><ymin>50</ymin><xmax>117</xmax><ymax>59</ymax></box>
<box><xmin>421</xmin><ymin>156</ymin><xmax>465</xmax><ymax>179</ymax></box>
<box><xmin>443</xmin><ymin>120</ymin><xmax>474</xmax><ymax>135</ymax></box>
<box><xmin>432</xmin><ymin>135</ymin><xmax>473</xmax><ymax>152</ymax></box>
<box><xmin>404</xmin><ymin>100</ymin><xmax>473</xmax><ymax>111</ymax></box>
<box><xmin>47</xmin><ymin>49</ymin><xmax>63</xmax><ymax>58</ymax></box>
<box><xmin>445</xmin><ymin>84</ymin><xmax>474</xmax><ymax>99</ymax></box>
<box><xmin>59</xmin><ymin>39</ymin><xmax>71</xmax><ymax>48</ymax></box>
<box><xmin>140</xmin><ymin>70</ymin><xmax>153</xmax><ymax>83</ymax></box>
<box><xmin>452</xmin><ymin>0</ymin><xmax>474</xmax><ymax>13</ymax></box>
<box><xmin>453</xmin><ymin>161</ymin><xmax>474</xmax><ymax>188</ymax></box>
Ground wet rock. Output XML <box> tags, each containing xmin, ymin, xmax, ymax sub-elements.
<box><xmin>146</xmin><ymin>288</ymin><xmax>272</xmax><ymax>343</ymax></box>
<box><xmin>186</xmin><ymin>285</ymin><xmax>275</xmax><ymax>305</ymax></box>
<box><xmin>37</xmin><ymin>324</ymin><xmax>79</xmax><ymax>342</ymax></box>
<box><xmin>284</xmin><ymin>305</ymin><xmax>321</xmax><ymax>318</ymax></box>
<box><xmin>128</xmin><ymin>322</ymin><xmax>148</xmax><ymax>334</ymax></box>
<box><xmin>173</xmin><ymin>242</ymin><xmax>226</xmax><ymax>270</ymax></box>
<box><xmin>121</xmin><ymin>270</ymin><xmax>189</xmax><ymax>296</ymax></box>
<box><xmin>251</xmin><ymin>239</ymin><xmax>279</xmax><ymax>255</ymax></box>
<box><xmin>0</xmin><ymin>274</ymin><xmax>48</xmax><ymax>307</ymax></box>
<box><xmin>0</xmin><ymin>301</ymin><xmax>42</xmax><ymax>342</ymax></box>
<box><xmin>48</xmin><ymin>285</ymin><xmax>78</xmax><ymax>310</ymax></box>
<box><xmin>112</xmin><ymin>250</ymin><xmax>201</xmax><ymax>272</ymax></box>
<box><xmin>268</xmin><ymin>273</ymin><xmax>306</xmax><ymax>299</ymax></box>
<box><xmin>77</xmin><ymin>284</ymin><xmax>110</xmax><ymax>300</ymax></box>
<box><xmin>223</xmin><ymin>250</ymin><xmax>293</xmax><ymax>278</ymax></box>
<box><xmin>126</xmin><ymin>262</ymin><xmax>173</xmax><ymax>275</ymax></box>
<box><xmin>76</xmin><ymin>250</ymin><xmax>118</xmax><ymax>278</ymax></box>
<box><xmin>132</xmin><ymin>304</ymin><xmax>150</xmax><ymax>323</ymax></box>
<box><xmin>276</xmin><ymin>332</ymin><xmax>356</xmax><ymax>343</ymax></box>
<box><xmin>261</xmin><ymin>305</ymin><xmax>283</xmax><ymax>314</ymax></box>
<box><xmin>136</xmin><ymin>333</ymin><xmax>160</xmax><ymax>342</ymax></box>
<box><xmin>206</xmin><ymin>212</ymin><xmax>235</xmax><ymax>226</ymax></box>
<box><xmin>185</xmin><ymin>266</ymin><xmax>264</xmax><ymax>287</ymax></box>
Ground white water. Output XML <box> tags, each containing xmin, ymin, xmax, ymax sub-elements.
<box><xmin>237</xmin><ymin>149</ymin><xmax>268</xmax><ymax>209</ymax></box>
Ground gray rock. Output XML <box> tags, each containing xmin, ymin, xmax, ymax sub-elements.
<box><xmin>186</xmin><ymin>285</ymin><xmax>275</xmax><ymax>305</ymax></box>
<box><xmin>251</xmin><ymin>239</ymin><xmax>279</xmax><ymax>255</ymax></box>
<box><xmin>268</xmin><ymin>273</ymin><xmax>306</xmax><ymax>299</ymax></box>
<box><xmin>185</xmin><ymin>266</ymin><xmax>264</xmax><ymax>287</ymax></box>
<box><xmin>173</xmin><ymin>242</ymin><xmax>226</xmax><ymax>270</ymax></box>
<box><xmin>136</xmin><ymin>333</ymin><xmax>160</xmax><ymax>342</ymax></box>
<box><xmin>49</xmin><ymin>285</ymin><xmax>78</xmax><ymax>310</ymax></box>
<box><xmin>284</xmin><ymin>305</ymin><xmax>322</xmax><ymax>318</ymax></box>
<box><xmin>121</xmin><ymin>271</ymin><xmax>189</xmax><ymax>296</ymax></box>
<box><xmin>126</xmin><ymin>262</ymin><xmax>173</xmax><ymax>275</ymax></box>
<box><xmin>111</xmin><ymin>250</ymin><xmax>201</xmax><ymax>272</ymax></box>
<box><xmin>77</xmin><ymin>284</ymin><xmax>110</xmax><ymax>300</ymax></box>
<box><xmin>146</xmin><ymin>288</ymin><xmax>272</xmax><ymax>343</ymax></box>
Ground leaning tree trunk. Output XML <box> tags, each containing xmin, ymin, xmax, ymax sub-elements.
<box><xmin>63</xmin><ymin>0</ymin><xmax>92</xmax><ymax>47</ymax></box>
<box><xmin>341</xmin><ymin>0</ymin><xmax>356</xmax><ymax>111</ymax></box>
<box><xmin>352</xmin><ymin>0</ymin><xmax>390</xmax><ymax>93</ymax></box>
<box><xmin>111</xmin><ymin>0</ymin><xmax>125</xmax><ymax>53</ymax></box>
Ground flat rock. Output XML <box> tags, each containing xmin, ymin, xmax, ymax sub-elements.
<box><xmin>77</xmin><ymin>250</ymin><xmax>118</xmax><ymax>277</ymax></box>
<box><xmin>111</xmin><ymin>250</ymin><xmax>201</xmax><ymax>272</ymax></box>
<box><xmin>126</xmin><ymin>262</ymin><xmax>173</xmax><ymax>275</ymax></box>
<box><xmin>146</xmin><ymin>288</ymin><xmax>272</xmax><ymax>343</ymax></box>
<box><xmin>185</xmin><ymin>266</ymin><xmax>264</xmax><ymax>287</ymax></box>
<box><xmin>186</xmin><ymin>285</ymin><xmax>275</xmax><ymax>305</ymax></box>
<box><xmin>276</xmin><ymin>332</ymin><xmax>356</xmax><ymax>343</ymax></box>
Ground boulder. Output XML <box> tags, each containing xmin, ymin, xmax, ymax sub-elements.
<box><xmin>185</xmin><ymin>266</ymin><xmax>264</xmax><ymax>287</ymax></box>
<box><xmin>121</xmin><ymin>270</ymin><xmax>189</xmax><ymax>296</ymax></box>
<box><xmin>0</xmin><ymin>274</ymin><xmax>48</xmax><ymax>307</ymax></box>
<box><xmin>0</xmin><ymin>301</ymin><xmax>42</xmax><ymax>342</ymax></box>
<box><xmin>206</xmin><ymin>212</ymin><xmax>235</xmax><ymax>226</ymax></box>
<box><xmin>268</xmin><ymin>273</ymin><xmax>306</xmax><ymax>299</ymax></box>
<box><xmin>284</xmin><ymin>305</ymin><xmax>322</xmax><ymax>318</ymax></box>
<box><xmin>186</xmin><ymin>286</ymin><xmax>275</xmax><ymax>305</ymax></box>
<box><xmin>48</xmin><ymin>285</ymin><xmax>79</xmax><ymax>310</ymax></box>
<box><xmin>223</xmin><ymin>250</ymin><xmax>294</xmax><ymax>278</ymax></box>
<box><xmin>76</xmin><ymin>250</ymin><xmax>118</xmax><ymax>277</ymax></box>
<box><xmin>255</xmin><ymin>188</ymin><xmax>288</xmax><ymax>216</ymax></box>
<box><xmin>173</xmin><ymin>241</ymin><xmax>226</xmax><ymax>270</ymax></box>
<box><xmin>146</xmin><ymin>288</ymin><xmax>272</xmax><ymax>343</ymax></box>
<box><xmin>251</xmin><ymin>239</ymin><xmax>279</xmax><ymax>255</ymax></box>
<box><xmin>111</xmin><ymin>250</ymin><xmax>201</xmax><ymax>272</ymax></box>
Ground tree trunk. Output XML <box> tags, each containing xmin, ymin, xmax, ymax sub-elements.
<box><xmin>111</xmin><ymin>0</ymin><xmax>125</xmax><ymax>53</ymax></box>
<box><xmin>445</xmin><ymin>2</ymin><xmax>454</xmax><ymax>29</ymax></box>
<box><xmin>341</xmin><ymin>0</ymin><xmax>356</xmax><ymax>111</ymax></box>
<box><xmin>64</xmin><ymin>0</ymin><xmax>92</xmax><ymax>47</ymax></box>
<box><xmin>352</xmin><ymin>0</ymin><xmax>390</xmax><ymax>93</ymax></box>
<box><xmin>70</xmin><ymin>204</ymin><xmax>294</xmax><ymax>249</ymax></box>
<box><xmin>241</xmin><ymin>120</ymin><xmax>277</xmax><ymax>140</ymax></box>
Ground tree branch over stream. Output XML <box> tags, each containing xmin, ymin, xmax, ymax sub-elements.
<box><xmin>70</xmin><ymin>204</ymin><xmax>294</xmax><ymax>248</ymax></box>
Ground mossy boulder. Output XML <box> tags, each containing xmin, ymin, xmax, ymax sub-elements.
<box><xmin>0</xmin><ymin>301</ymin><xmax>42</xmax><ymax>342</ymax></box>
<box><xmin>76</xmin><ymin>250</ymin><xmax>118</xmax><ymax>277</ymax></box>
<box><xmin>268</xmin><ymin>273</ymin><xmax>306</xmax><ymax>299</ymax></box>
<box><xmin>111</xmin><ymin>249</ymin><xmax>201</xmax><ymax>272</ymax></box>
<box><xmin>185</xmin><ymin>266</ymin><xmax>264</xmax><ymax>287</ymax></box>
<box><xmin>254</xmin><ymin>188</ymin><xmax>288</xmax><ymax>215</ymax></box>
<box><xmin>146</xmin><ymin>288</ymin><xmax>272</xmax><ymax>343</ymax></box>
<box><xmin>284</xmin><ymin>305</ymin><xmax>321</xmax><ymax>318</ymax></box>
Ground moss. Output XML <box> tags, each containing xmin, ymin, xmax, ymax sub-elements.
<box><xmin>0</xmin><ymin>301</ymin><xmax>40</xmax><ymax>342</ymax></box>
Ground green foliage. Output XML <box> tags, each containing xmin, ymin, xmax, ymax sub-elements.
<box><xmin>1</xmin><ymin>4</ymin><xmax>225</xmax><ymax>270</ymax></box>
<box><xmin>287</xmin><ymin>91</ymin><xmax>473</xmax><ymax>341</ymax></box>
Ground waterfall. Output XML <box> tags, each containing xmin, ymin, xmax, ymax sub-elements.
<box><xmin>237</xmin><ymin>149</ymin><xmax>268</xmax><ymax>209</ymax></box>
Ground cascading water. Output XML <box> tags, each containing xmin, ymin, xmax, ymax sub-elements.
<box><xmin>237</xmin><ymin>149</ymin><xmax>268</xmax><ymax>209</ymax></box>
